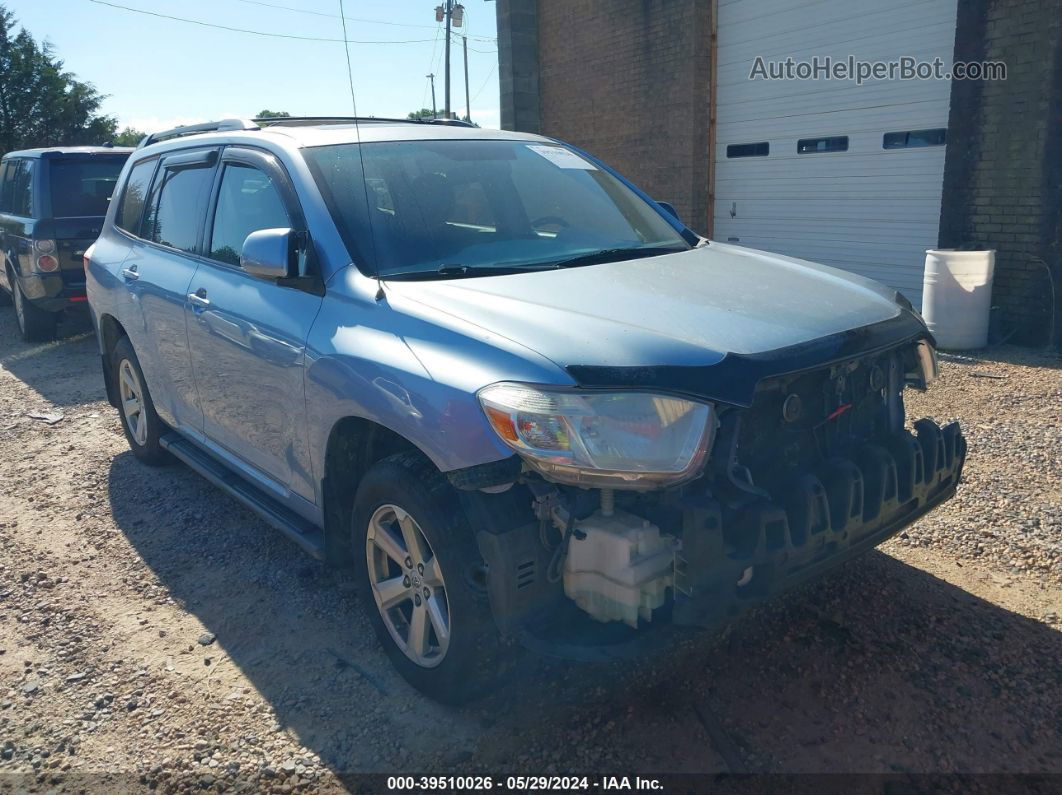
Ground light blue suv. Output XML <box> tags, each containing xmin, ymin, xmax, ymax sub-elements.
<box><xmin>86</xmin><ymin>117</ymin><xmax>965</xmax><ymax>701</ymax></box>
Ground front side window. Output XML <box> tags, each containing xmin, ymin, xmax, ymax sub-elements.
<box><xmin>143</xmin><ymin>164</ymin><xmax>214</xmax><ymax>253</ymax></box>
<box><xmin>49</xmin><ymin>156</ymin><xmax>128</xmax><ymax>217</ymax></box>
<box><xmin>116</xmin><ymin>158</ymin><xmax>157</xmax><ymax>234</ymax></box>
<box><xmin>304</xmin><ymin>140</ymin><xmax>689</xmax><ymax>278</ymax></box>
<box><xmin>209</xmin><ymin>163</ymin><xmax>290</xmax><ymax>266</ymax></box>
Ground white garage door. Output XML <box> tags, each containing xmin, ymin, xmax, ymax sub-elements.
<box><xmin>712</xmin><ymin>0</ymin><xmax>958</xmax><ymax>309</ymax></box>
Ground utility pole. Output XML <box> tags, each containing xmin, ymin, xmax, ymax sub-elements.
<box><xmin>435</xmin><ymin>2</ymin><xmax>464</xmax><ymax>119</ymax></box>
<box><xmin>426</xmin><ymin>72</ymin><xmax>437</xmax><ymax>118</ymax></box>
<box><xmin>463</xmin><ymin>34</ymin><xmax>471</xmax><ymax>123</ymax></box>
<box><xmin>443</xmin><ymin>0</ymin><xmax>452</xmax><ymax>118</ymax></box>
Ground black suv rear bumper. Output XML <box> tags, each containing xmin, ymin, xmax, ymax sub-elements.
<box><xmin>672</xmin><ymin>418</ymin><xmax>966</xmax><ymax>628</ymax></box>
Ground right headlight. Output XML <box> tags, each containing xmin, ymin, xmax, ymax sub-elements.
<box><xmin>477</xmin><ymin>382</ymin><xmax>715</xmax><ymax>490</ymax></box>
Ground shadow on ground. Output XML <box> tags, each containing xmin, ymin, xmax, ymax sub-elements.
<box><xmin>0</xmin><ymin>309</ymin><xmax>100</xmax><ymax>407</ymax></box>
<box><xmin>107</xmin><ymin>451</ymin><xmax>1062</xmax><ymax>776</ymax></box>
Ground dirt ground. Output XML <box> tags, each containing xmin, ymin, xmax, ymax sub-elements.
<box><xmin>0</xmin><ymin>310</ymin><xmax>1060</xmax><ymax>791</ymax></box>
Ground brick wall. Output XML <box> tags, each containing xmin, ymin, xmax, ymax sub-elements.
<box><xmin>534</xmin><ymin>0</ymin><xmax>712</xmax><ymax>233</ymax></box>
<box><xmin>939</xmin><ymin>0</ymin><xmax>1062</xmax><ymax>346</ymax></box>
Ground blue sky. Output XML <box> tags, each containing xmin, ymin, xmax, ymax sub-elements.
<box><xmin>7</xmin><ymin>0</ymin><xmax>500</xmax><ymax>132</ymax></box>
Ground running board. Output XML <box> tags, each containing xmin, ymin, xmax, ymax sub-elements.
<box><xmin>160</xmin><ymin>433</ymin><xmax>325</xmax><ymax>560</ymax></box>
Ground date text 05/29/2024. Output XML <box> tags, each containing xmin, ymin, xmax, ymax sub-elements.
<box><xmin>386</xmin><ymin>776</ymin><xmax>664</xmax><ymax>791</ymax></box>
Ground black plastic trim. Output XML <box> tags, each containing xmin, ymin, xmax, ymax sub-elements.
<box><xmin>565</xmin><ymin>311</ymin><xmax>929</xmax><ymax>407</ymax></box>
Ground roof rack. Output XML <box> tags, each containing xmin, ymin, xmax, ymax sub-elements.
<box><xmin>253</xmin><ymin>115</ymin><xmax>476</xmax><ymax>128</ymax></box>
<box><xmin>138</xmin><ymin>119</ymin><xmax>260</xmax><ymax>148</ymax></box>
<box><xmin>137</xmin><ymin>115</ymin><xmax>478</xmax><ymax>149</ymax></box>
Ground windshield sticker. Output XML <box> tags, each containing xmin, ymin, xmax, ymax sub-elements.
<box><xmin>526</xmin><ymin>145</ymin><xmax>597</xmax><ymax>170</ymax></box>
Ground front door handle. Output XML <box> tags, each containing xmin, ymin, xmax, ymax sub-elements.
<box><xmin>187</xmin><ymin>288</ymin><xmax>210</xmax><ymax>308</ymax></box>
<box><xmin>120</xmin><ymin>265</ymin><xmax>139</xmax><ymax>281</ymax></box>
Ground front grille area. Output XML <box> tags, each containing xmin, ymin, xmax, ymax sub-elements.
<box><xmin>726</xmin><ymin>346</ymin><xmax>904</xmax><ymax>494</ymax></box>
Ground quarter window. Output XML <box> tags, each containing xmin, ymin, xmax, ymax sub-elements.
<box><xmin>883</xmin><ymin>128</ymin><xmax>947</xmax><ymax>149</ymax></box>
<box><xmin>209</xmin><ymin>164</ymin><xmax>290</xmax><ymax>266</ymax></box>
<box><xmin>726</xmin><ymin>142</ymin><xmax>769</xmax><ymax>158</ymax></box>
<box><xmin>797</xmin><ymin>136</ymin><xmax>848</xmax><ymax>154</ymax></box>
<box><xmin>143</xmin><ymin>164</ymin><xmax>214</xmax><ymax>253</ymax></box>
<box><xmin>116</xmin><ymin>159</ymin><xmax>157</xmax><ymax>234</ymax></box>
<box><xmin>0</xmin><ymin>162</ymin><xmax>14</xmax><ymax>212</ymax></box>
<box><xmin>9</xmin><ymin>160</ymin><xmax>34</xmax><ymax>216</ymax></box>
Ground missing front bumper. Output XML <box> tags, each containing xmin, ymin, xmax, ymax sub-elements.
<box><xmin>672</xmin><ymin>418</ymin><xmax>966</xmax><ymax>628</ymax></box>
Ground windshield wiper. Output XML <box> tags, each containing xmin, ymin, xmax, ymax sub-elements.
<box><xmin>547</xmin><ymin>245</ymin><xmax>687</xmax><ymax>270</ymax></box>
<box><xmin>384</xmin><ymin>263</ymin><xmax>557</xmax><ymax>281</ymax></box>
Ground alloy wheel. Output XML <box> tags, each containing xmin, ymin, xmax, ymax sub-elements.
<box><xmin>366</xmin><ymin>504</ymin><xmax>450</xmax><ymax>668</ymax></box>
<box><xmin>118</xmin><ymin>359</ymin><xmax>148</xmax><ymax>447</ymax></box>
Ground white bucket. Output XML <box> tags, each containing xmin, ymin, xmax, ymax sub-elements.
<box><xmin>922</xmin><ymin>249</ymin><xmax>996</xmax><ymax>350</ymax></box>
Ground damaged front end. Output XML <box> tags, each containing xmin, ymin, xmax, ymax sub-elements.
<box><xmin>456</xmin><ymin>331</ymin><xmax>966</xmax><ymax>658</ymax></box>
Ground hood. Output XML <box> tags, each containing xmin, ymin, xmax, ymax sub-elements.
<box><xmin>387</xmin><ymin>242</ymin><xmax>912</xmax><ymax>374</ymax></box>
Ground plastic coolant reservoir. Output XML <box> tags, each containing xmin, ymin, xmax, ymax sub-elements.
<box><xmin>563</xmin><ymin>510</ymin><xmax>680</xmax><ymax>628</ymax></box>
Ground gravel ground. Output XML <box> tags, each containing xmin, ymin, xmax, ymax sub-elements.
<box><xmin>0</xmin><ymin>311</ymin><xmax>1059</xmax><ymax>792</ymax></box>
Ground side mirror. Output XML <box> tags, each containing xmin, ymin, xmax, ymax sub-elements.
<box><xmin>657</xmin><ymin>201</ymin><xmax>681</xmax><ymax>223</ymax></box>
<box><xmin>240</xmin><ymin>228</ymin><xmax>295</xmax><ymax>280</ymax></box>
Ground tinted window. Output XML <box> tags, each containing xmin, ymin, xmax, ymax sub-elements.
<box><xmin>209</xmin><ymin>164</ymin><xmax>290</xmax><ymax>266</ymax></box>
<box><xmin>305</xmin><ymin>140</ymin><xmax>688</xmax><ymax>278</ymax></box>
<box><xmin>49</xmin><ymin>156</ymin><xmax>128</xmax><ymax>217</ymax></box>
<box><xmin>0</xmin><ymin>161</ymin><xmax>14</xmax><ymax>212</ymax></box>
<box><xmin>727</xmin><ymin>142</ymin><xmax>769</xmax><ymax>158</ymax></box>
<box><xmin>797</xmin><ymin>136</ymin><xmax>848</xmax><ymax>154</ymax></box>
<box><xmin>117</xmin><ymin>159</ymin><xmax>157</xmax><ymax>234</ymax></box>
<box><xmin>144</xmin><ymin>165</ymin><xmax>214</xmax><ymax>253</ymax></box>
<box><xmin>10</xmin><ymin>160</ymin><xmax>33</xmax><ymax>216</ymax></box>
<box><xmin>883</xmin><ymin>128</ymin><xmax>946</xmax><ymax>149</ymax></box>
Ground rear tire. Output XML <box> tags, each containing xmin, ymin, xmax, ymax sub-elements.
<box><xmin>352</xmin><ymin>451</ymin><xmax>503</xmax><ymax>704</ymax></box>
<box><xmin>11</xmin><ymin>271</ymin><xmax>57</xmax><ymax>343</ymax></box>
<box><xmin>111</xmin><ymin>336</ymin><xmax>170</xmax><ymax>466</ymax></box>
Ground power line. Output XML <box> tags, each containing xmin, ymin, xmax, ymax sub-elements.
<box><xmin>233</xmin><ymin>0</ymin><xmax>497</xmax><ymax>40</ymax></box>
<box><xmin>86</xmin><ymin>0</ymin><xmax>438</xmax><ymax>44</ymax></box>
<box><xmin>471</xmin><ymin>63</ymin><xmax>497</xmax><ymax>103</ymax></box>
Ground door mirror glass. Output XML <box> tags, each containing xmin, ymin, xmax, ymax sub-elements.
<box><xmin>241</xmin><ymin>227</ymin><xmax>294</xmax><ymax>280</ymax></box>
<box><xmin>657</xmin><ymin>201</ymin><xmax>680</xmax><ymax>223</ymax></box>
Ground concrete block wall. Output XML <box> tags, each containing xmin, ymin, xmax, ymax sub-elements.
<box><xmin>939</xmin><ymin>0</ymin><xmax>1062</xmax><ymax>346</ymax></box>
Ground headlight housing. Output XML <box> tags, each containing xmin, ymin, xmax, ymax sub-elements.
<box><xmin>477</xmin><ymin>383</ymin><xmax>715</xmax><ymax>490</ymax></box>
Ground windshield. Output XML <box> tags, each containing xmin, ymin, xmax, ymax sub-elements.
<box><xmin>304</xmin><ymin>139</ymin><xmax>690</xmax><ymax>278</ymax></box>
<box><xmin>48</xmin><ymin>156</ymin><xmax>128</xmax><ymax>218</ymax></box>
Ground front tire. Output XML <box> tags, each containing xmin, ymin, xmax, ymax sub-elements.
<box><xmin>352</xmin><ymin>452</ymin><xmax>502</xmax><ymax>703</ymax></box>
<box><xmin>11</xmin><ymin>271</ymin><xmax>57</xmax><ymax>342</ymax></box>
<box><xmin>111</xmin><ymin>336</ymin><xmax>170</xmax><ymax>466</ymax></box>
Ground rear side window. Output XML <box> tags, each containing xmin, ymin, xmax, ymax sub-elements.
<box><xmin>143</xmin><ymin>165</ymin><xmax>214</xmax><ymax>253</ymax></box>
<box><xmin>49</xmin><ymin>157</ymin><xmax>127</xmax><ymax>217</ymax></box>
<box><xmin>209</xmin><ymin>164</ymin><xmax>289</xmax><ymax>266</ymax></box>
<box><xmin>117</xmin><ymin>159</ymin><xmax>157</xmax><ymax>234</ymax></box>
<box><xmin>9</xmin><ymin>160</ymin><xmax>34</xmax><ymax>216</ymax></box>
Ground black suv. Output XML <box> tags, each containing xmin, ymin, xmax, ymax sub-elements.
<box><xmin>0</xmin><ymin>146</ymin><xmax>131</xmax><ymax>341</ymax></box>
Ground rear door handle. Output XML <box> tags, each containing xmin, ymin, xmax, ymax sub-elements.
<box><xmin>120</xmin><ymin>265</ymin><xmax>139</xmax><ymax>281</ymax></box>
<box><xmin>187</xmin><ymin>288</ymin><xmax>210</xmax><ymax>308</ymax></box>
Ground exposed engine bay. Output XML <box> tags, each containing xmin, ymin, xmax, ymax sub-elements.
<box><xmin>458</xmin><ymin>337</ymin><xmax>966</xmax><ymax>654</ymax></box>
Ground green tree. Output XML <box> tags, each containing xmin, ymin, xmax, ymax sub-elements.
<box><xmin>407</xmin><ymin>108</ymin><xmax>436</xmax><ymax>120</ymax></box>
<box><xmin>113</xmin><ymin>126</ymin><xmax>145</xmax><ymax>147</ymax></box>
<box><xmin>256</xmin><ymin>109</ymin><xmax>290</xmax><ymax>119</ymax></box>
<box><xmin>0</xmin><ymin>5</ymin><xmax>117</xmax><ymax>154</ymax></box>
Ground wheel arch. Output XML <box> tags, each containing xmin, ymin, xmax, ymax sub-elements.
<box><xmin>320</xmin><ymin>415</ymin><xmax>425</xmax><ymax>566</ymax></box>
<box><xmin>97</xmin><ymin>313</ymin><xmax>129</xmax><ymax>408</ymax></box>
